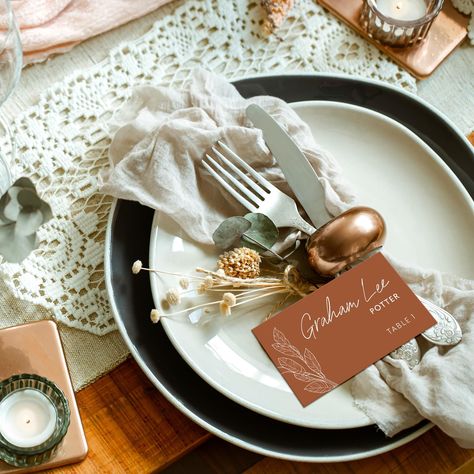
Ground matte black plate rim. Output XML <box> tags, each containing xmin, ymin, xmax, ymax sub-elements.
<box><xmin>102</xmin><ymin>71</ymin><xmax>474</xmax><ymax>461</ymax></box>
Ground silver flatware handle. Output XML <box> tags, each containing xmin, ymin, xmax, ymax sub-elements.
<box><xmin>286</xmin><ymin>214</ymin><xmax>316</xmax><ymax>236</ymax></box>
<box><xmin>390</xmin><ymin>338</ymin><xmax>421</xmax><ymax>369</ymax></box>
<box><xmin>418</xmin><ymin>296</ymin><xmax>462</xmax><ymax>346</ymax></box>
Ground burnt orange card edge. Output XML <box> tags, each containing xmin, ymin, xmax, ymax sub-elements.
<box><xmin>252</xmin><ymin>253</ymin><xmax>436</xmax><ymax>407</ymax></box>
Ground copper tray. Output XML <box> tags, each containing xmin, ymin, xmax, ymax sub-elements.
<box><xmin>317</xmin><ymin>0</ymin><xmax>468</xmax><ymax>79</ymax></box>
<box><xmin>0</xmin><ymin>321</ymin><xmax>87</xmax><ymax>473</ymax></box>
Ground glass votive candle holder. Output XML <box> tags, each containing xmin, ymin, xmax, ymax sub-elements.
<box><xmin>0</xmin><ymin>374</ymin><xmax>70</xmax><ymax>467</ymax></box>
<box><xmin>360</xmin><ymin>0</ymin><xmax>444</xmax><ymax>47</ymax></box>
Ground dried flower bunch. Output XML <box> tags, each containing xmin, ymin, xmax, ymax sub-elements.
<box><xmin>217</xmin><ymin>247</ymin><xmax>261</xmax><ymax>278</ymax></box>
<box><xmin>133</xmin><ymin>210</ymin><xmax>316</xmax><ymax>326</ymax></box>
<box><xmin>261</xmin><ymin>0</ymin><xmax>294</xmax><ymax>34</ymax></box>
<box><xmin>132</xmin><ymin>250</ymin><xmax>317</xmax><ymax>325</ymax></box>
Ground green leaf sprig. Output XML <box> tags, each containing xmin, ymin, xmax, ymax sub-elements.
<box><xmin>212</xmin><ymin>212</ymin><xmax>279</xmax><ymax>257</ymax></box>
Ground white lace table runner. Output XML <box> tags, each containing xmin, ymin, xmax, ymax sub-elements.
<box><xmin>0</xmin><ymin>0</ymin><xmax>417</xmax><ymax>337</ymax></box>
<box><xmin>452</xmin><ymin>0</ymin><xmax>474</xmax><ymax>44</ymax></box>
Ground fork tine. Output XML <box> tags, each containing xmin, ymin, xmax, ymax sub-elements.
<box><xmin>205</xmin><ymin>154</ymin><xmax>263</xmax><ymax>205</ymax></box>
<box><xmin>217</xmin><ymin>140</ymin><xmax>273</xmax><ymax>191</ymax></box>
<box><xmin>211</xmin><ymin>146</ymin><xmax>267</xmax><ymax>200</ymax></box>
<box><xmin>202</xmin><ymin>157</ymin><xmax>258</xmax><ymax>213</ymax></box>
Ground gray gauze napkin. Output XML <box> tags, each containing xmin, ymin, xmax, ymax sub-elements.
<box><xmin>99</xmin><ymin>69</ymin><xmax>474</xmax><ymax>448</ymax></box>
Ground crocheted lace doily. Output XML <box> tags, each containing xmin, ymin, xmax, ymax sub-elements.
<box><xmin>452</xmin><ymin>0</ymin><xmax>474</xmax><ymax>44</ymax></box>
<box><xmin>0</xmin><ymin>0</ymin><xmax>416</xmax><ymax>335</ymax></box>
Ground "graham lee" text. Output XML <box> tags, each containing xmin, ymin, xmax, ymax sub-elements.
<box><xmin>301</xmin><ymin>277</ymin><xmax>402</xmax><ymax>339</ymax></box>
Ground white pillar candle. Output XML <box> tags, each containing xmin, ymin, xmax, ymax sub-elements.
<box><xmin>376</xmin><ymin>0</ymin><xmax>427</xmax><ymax>21</ymax></box>
<box><xmin>0</xmin><ymin>389</ymin><xmax>57</xmax><ymax>448</ymax></box>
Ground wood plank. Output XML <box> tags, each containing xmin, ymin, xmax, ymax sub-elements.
<box><xmin>454</xmin><ymin>457</ymin><xmax>474</xmax><ymax>474</ymax></box>
<box><xmin>51</xmin><ymin>359</ymin><xmax>210</xmax><ymax>473</ymax></box>
<box><xmin>243</xmin><ymin>428</ymin><xmax>474</xmax><ymax>474</ymax></box>
<box><xmin>162</xmin><ymin>437</ymin><xmax>261</xmax><ymax>474</ymax></box>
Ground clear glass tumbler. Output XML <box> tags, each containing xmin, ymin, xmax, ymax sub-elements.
<box><xmin>0</xmin><ymin>374</ymin><xmax>70</xmax><ymax>467</ymax></box>
<box><xmin>360</xmin><ymin>0</ymin><xmax>444</xmax><ymax>47</ymax></box>
<box><xmin>0</xmin><ymin>0</ymin><xmax>22</xmax><ymax>193</ymax></box>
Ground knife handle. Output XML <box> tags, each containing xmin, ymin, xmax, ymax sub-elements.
<box><xmin>286</xmin><ymin>215</ymin><xmax>317</xmax><ymax>236</ymax></box>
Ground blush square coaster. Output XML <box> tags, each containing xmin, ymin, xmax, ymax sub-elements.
<box><xmin>252</xmin><ymin>253</ymin><xmax>436</xmax><ymax>407</ymax></box>
<box><xmin>0</xmin><ymin>320</ymin><xmax>87</xmax><ymax>473</ymax></box>
<box><xmin>316</xmin><ymin>0</ymin><xmax>468</xmax><ymax>79</ymax></box>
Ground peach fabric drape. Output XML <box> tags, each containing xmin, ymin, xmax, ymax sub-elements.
<box><xmin>11</xmin><ymin>0</ymin><xmax>173</xmax><ymax>65</ymax></box>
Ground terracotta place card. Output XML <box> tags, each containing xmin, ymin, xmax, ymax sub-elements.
<box><xmin>253</xmin><ymin>253</ymin><xmax>436</xmax><ymax>407</ymax></box>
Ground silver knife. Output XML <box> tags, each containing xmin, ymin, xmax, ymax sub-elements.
<box><xmin>246</xmin><ymin>103</ymin><xmax>332</xmax><ymax>227</ymax></box>
<box><xmin>246</xmin><ymin>103</ymin><xmax>461</xmax><ymax>356</ymax></box>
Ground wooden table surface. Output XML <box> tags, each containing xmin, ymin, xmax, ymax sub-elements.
<box><xmin>1</xmin><ymin>5</ymin><xmax>471</xmax><ymax>474</ymax></box>
<box><xmin>51</xmin><ymin>358</ymin><xmax>474</xmax><ymax>474</ymax></box>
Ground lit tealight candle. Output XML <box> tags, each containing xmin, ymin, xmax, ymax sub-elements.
<box><xmin>376</xmin><ymin>0</ymin><xmax>427</xmax><ymax>21</ymax></box>
<box><xmin>0</xmin><ymin>389</ymin><xmax>57</xmax><ymax>448</ymax></box>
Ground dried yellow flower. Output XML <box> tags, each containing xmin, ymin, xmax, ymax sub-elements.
<box><xmin>166</xmin><ymin>288</ymin><xmax>181</xmax><ymax>305</ymax></box>
<box><xmin>150</xmin><ymin>309</ymin><xmax>160</xmax><ymax>323</ymax></box>
<box><xmin>219</xmin><ymin>301</ymin><xmax>231</xmax><ymax>317</ymax></box>
<box><xmin>179</xmin><ymin>278</ymin><xmax>190</xmax><ymax>289</ymax></box>
<box><xmin>218</xmin><ymin>247</ymin><xmax>261</xmax><ymax>279</ymax></box>
<box><xmin>222</xmin><ymin>292</ymin><xmax>237</xmax><ymax>307</ymax></box>
<box><xmin>132</xmin><ymin>260</ymin><xmax>142</xmax><ymax>274</ymax></box>
<box><xmin>197</xmin><ymin>275</ymin><xmax>214</xmax><ymax>294</ymax></box>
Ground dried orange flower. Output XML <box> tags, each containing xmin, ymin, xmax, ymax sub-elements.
<box><xmin>218</xmin><ymin>247</ymin><xmax>261</xmax><ymax>279</ymax></box>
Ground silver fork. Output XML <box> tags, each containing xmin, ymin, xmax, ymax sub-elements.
<box><xmin>202</xmin><ymin>141</ymin><xmax>316</xmax><ymax>236</ymax></box>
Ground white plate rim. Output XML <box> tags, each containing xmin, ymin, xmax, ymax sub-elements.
<box><xmin>148</xmin><ymin>99</ymin><xmax>473</xmax><ymax>429</ymax></box>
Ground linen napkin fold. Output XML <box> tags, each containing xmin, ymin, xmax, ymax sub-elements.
<box><xmin>99</xmin><ymin>69</ymin><xmax>474</xmax><ymax>448</ymax></box>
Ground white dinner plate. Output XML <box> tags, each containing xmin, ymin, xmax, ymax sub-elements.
<box><xmin>149</xmin><ymin>101</ymin><xmax>474</xmax><ymax>430</ymax></box>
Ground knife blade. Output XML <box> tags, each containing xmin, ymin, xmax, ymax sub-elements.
<box><xmin>246</xmin><ymin>103</ymin><xmax>332</xmax><ymax>228</ymax></box>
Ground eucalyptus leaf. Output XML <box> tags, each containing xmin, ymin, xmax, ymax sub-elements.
<box><xmin>241</xmin><ymin>212</ymin><xmax>279</xmax><ymax>252</ymax></box>
<box><xmin>0</xmin><ymin>224</ymin><xmax>37</xmax><ymax>263</ymax></box>
<box><xmin>212</xmin><ymin>216</ymin><xmax>251</xmax><ymax>249</ymax></box>
<box><xmin>0</xmin><ymin>177</ymin><xmax>52</xmax><ymax>262</ymax></box>
<box><xmin>2</xmin><ymin>190</ymin><xmax>21</xmax><ymax>221</ymax></box>
<box><xmin>12</xmin><ymin>177</ymin><xmax>36</xmax><ymax>191</ymax></box>
<box><xmin>17</xmin><ymin>189</ymin><xmax>53</xmax><ymax>223</ymax></box>
<box><xmin>15</xmin><ymin>209</ymin><xmax>44</xmax><ymax>236</ymax></box>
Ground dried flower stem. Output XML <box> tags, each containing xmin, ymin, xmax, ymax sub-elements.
<box><xmin>234</xmin><ymin>288</ymin><xmax>287</xmax><ymax>306</ymax></box>
<box><xmin>158</xmin><ymin>300</ymin><xmax>221</xmax><ymax>317</ymax></box>
<box><xmin>241</xmin><ymin>235</ymin><xmax>285</xmax><ymax>262</ymax></box>
<box><xmin>232</xmin><ymin>286</ymin><xmax>286</xmax><ymax>300</ymax></box>
<box><xmin>204</xmin><ymin>286</ymin><xmax>282</xmax><ymax>292</ymax></box>
<box><xmin>140</xmin><ymin>265</ymin><xmax>206</xmax><ymax>281</ymax></box>
<box><xmin>196</xmin><ymin>267</ymin><xmax>281</xmax><ymax>285</ymax></box>
<box><xmin>133</xmin><ymin>258</ymin><xmax>316</xmax><ymax>325</ymax></box>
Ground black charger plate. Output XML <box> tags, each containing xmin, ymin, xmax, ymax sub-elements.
<box><xmin>105</xmin><ymin>74</ymin><xmax>473</xmax><ymax>461</ymax></box>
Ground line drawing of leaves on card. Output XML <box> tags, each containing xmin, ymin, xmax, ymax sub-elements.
<box><xmin>272</xmin><ymin>327</ymin><xmax>337</xmax><ymax>394</ymax></box>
